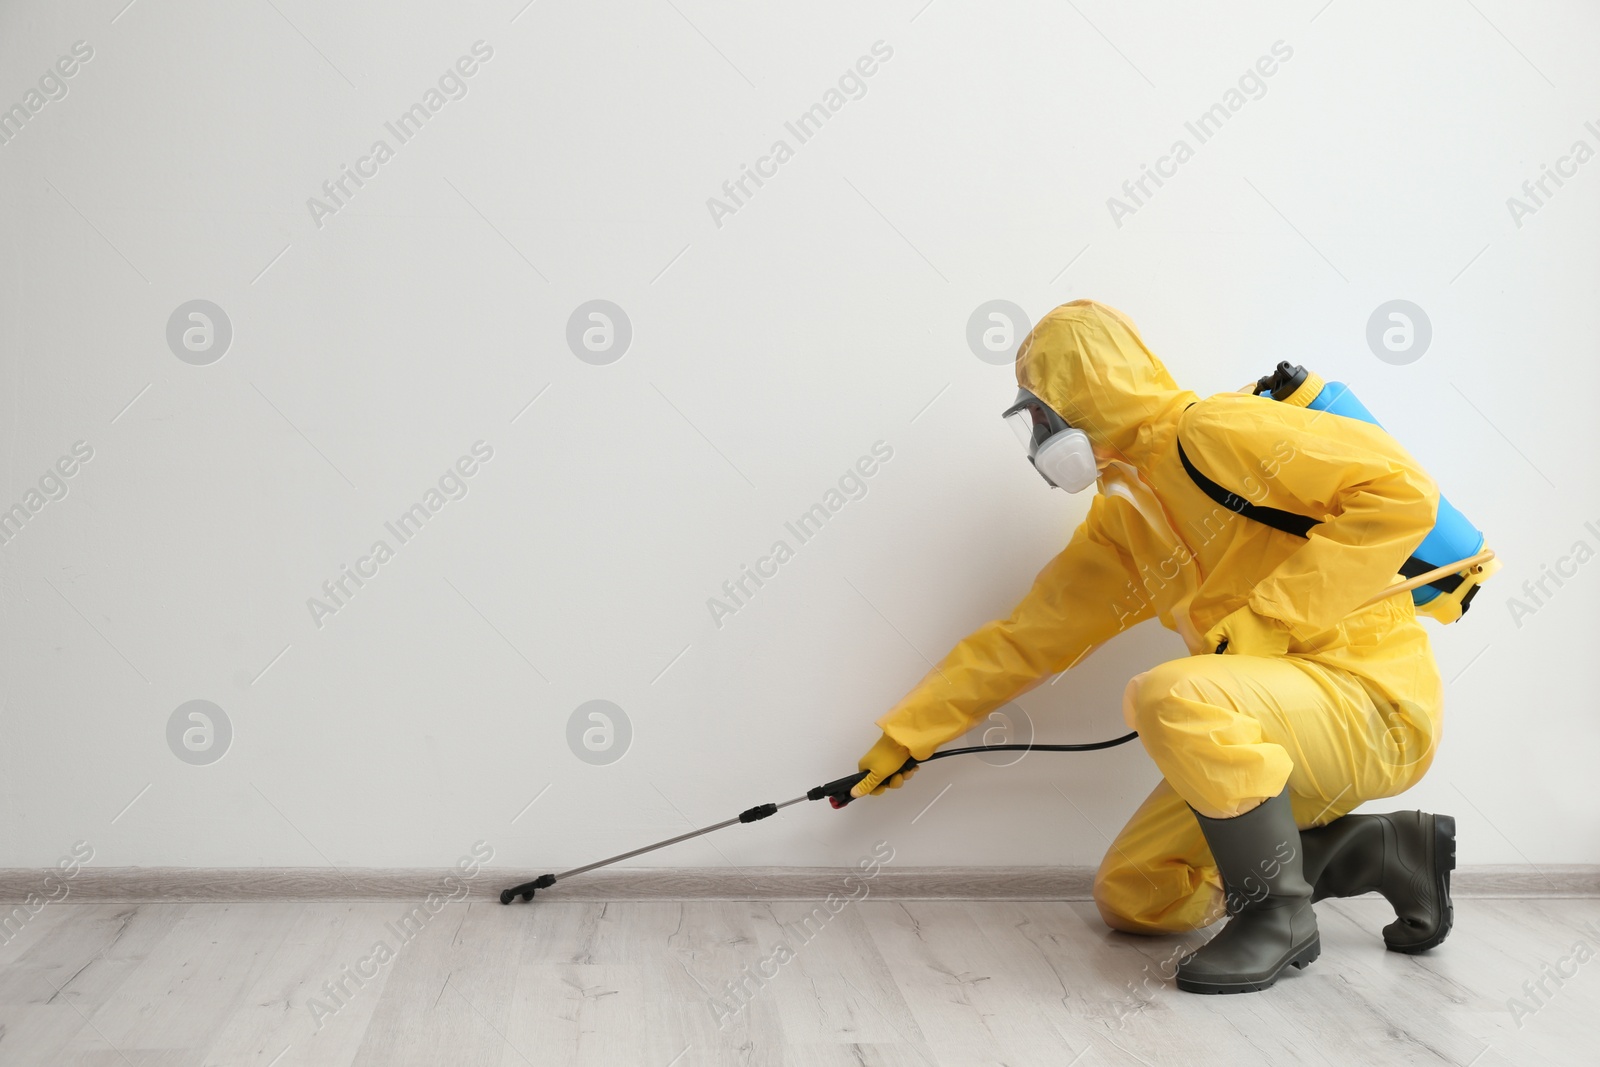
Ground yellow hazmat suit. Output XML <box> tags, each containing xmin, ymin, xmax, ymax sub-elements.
<box><xmin>875</xmin><ymin>300</ymin><xmax>1444</xmax><ymax>934</ymax></box>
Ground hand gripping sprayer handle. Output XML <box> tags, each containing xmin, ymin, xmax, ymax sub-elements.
<box><xmin>807</xmin><ymin>757</ymin><xmax>922</xmax><ymax>809</ymax></box>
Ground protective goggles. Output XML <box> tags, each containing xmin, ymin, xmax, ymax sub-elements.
<box><xmin>1002</xmin><ymin>388</ymin><xmax>1072</xmax><ymax>457</ymax></box>
<box><xmin>1001</xmin><ymin>387</ymin><xmax>1098</xmax><ymax>493</ymax></box>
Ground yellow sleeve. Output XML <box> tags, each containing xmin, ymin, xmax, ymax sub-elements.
<box><xmin>1183</xmin><ymin>395</ymin><xmax>1440</xmax><ymax>639</ymax></box>
<box><xmin>875</xmin><ymin>494</ymin><xmax>1151</xmax><ymax>760</ymax></box>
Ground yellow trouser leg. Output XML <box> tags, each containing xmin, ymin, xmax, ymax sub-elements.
<box><xmin>1093</xmin><ymin>652</ymin><xmax>1439</xmax><ymax>935</ymax></box>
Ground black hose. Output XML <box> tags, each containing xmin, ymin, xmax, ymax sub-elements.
<box><xmin>810</xmin><ymin>731</ymin><xmax>1142</xmax><ymax>808</ymax></box>
<box><xmin>915</xmin><ymin>733</ymin><xmax>1139</xmax><ymax>761</ymax></box>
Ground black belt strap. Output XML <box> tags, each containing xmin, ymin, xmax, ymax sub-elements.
<box><xmin>1176</xmin><ymin>437</ymin><xmax>1461</xmax><ymax>598</ymax></box>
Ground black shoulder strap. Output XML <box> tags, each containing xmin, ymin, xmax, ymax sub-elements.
<box><xmin>1176</xmin><ymin>438</ymin><xmax>1320</xmax><ymax>538</ymax></box>
<box><xmin>1177</xmin><ymin>435</ymin><xmax>1467</xmax><ymax>599</ymax></box>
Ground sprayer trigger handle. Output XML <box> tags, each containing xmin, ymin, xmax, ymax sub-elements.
<box><xmin>810</xmin><ymin>770</ymin><xmax>871</xmax><ymax>806</ymax></box>
<box><xmin>811</xmin><ymin>757</ymin><xmax>922</xmax><ymax>808</ymax></box>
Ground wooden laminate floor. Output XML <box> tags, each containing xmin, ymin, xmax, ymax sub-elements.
<box><xmin>1</xmin><ymin>895</ymin><xmax>1595</xmax><ymax>1066</ymax></box>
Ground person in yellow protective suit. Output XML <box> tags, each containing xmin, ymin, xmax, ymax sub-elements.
<box><xmin>851</xmin><ymin>300</ymin><xmax>1456</xmax><ymax>994</ymax></box>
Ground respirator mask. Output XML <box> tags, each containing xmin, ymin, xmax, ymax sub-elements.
<box><xmin>1002</xmin><ymin>387</ymin><xmax>1098</xmax><ymax>493</ymax></box>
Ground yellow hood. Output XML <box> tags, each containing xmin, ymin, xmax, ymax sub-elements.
<box><xmin>1015</xmin><ymin>300</ymin><xmax>1197</xmax><ymax>470</ymax></box>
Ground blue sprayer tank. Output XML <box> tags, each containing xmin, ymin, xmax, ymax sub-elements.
<box><xmin>1254</xmin><ymin>362</ymin><xmax>1496</xmax><ymax>623</ymax></box>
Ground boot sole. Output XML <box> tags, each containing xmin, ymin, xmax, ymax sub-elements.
<box><xmin>1175</xmin><ymin>934</ymin><xmax>1321</xmax><ymax>995</ymax></box>
<box><xmin>1386</xmin><ymin>813</ymin><xmax>1455</xmax><ymax>955</ymax></box>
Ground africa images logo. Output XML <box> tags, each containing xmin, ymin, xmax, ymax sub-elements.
<box><xmin>706</xmin><ymin>441</ymin><xmax>893</xmax><ymax>628</ymax></box>
<box><xmin>705</xmin><ymin>41</ymin><xmax>894</xmax><ymax>229</ymax></box>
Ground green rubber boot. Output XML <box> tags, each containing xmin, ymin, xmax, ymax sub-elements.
<box><xmin>1176</xmin><ymin>788</ymin><xmax>1320</xmax><ymax>994</ymax></box>
<box><xmin>1299</xmin><ymin>810</ymin><xmax>1456</xmax><ymax>953</ymax></box>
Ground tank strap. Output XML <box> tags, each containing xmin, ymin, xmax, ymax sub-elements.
<box><xmin>1176</xmin><ymin>438</ymin><xmax>1320</xmax><ymax>537</ymax></box>
<box><xmin>1176</xmin><ymin>436</ymin><xmax>1458</xmax><ymax>596</ymax></box>
<box><xmin>1399</xmin><ymin>555</ymin><xmax>1464</xmax><ymax>593</ymax></box>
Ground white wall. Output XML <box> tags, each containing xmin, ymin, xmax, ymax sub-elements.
<box><xmin>1</xmin><ymin>0</ymin><xmax>1595</xmax><ymax>875</ymax></box>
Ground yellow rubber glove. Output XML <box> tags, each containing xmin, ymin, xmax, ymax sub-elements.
<box><xmin>1205</xmin><ymin>604</ymin><xmax>1293</xmax><ymax>657</ymax></box>
<box><xmin>850</xmin><ymin>732</ymin><xmax>920</xmax><ymax>798</ymax></box>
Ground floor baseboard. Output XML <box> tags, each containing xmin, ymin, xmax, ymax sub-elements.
<box><xmin>2</xmin><ymin>864</ymin><xmax>1595</xmax><ymax>904</ymax></box>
